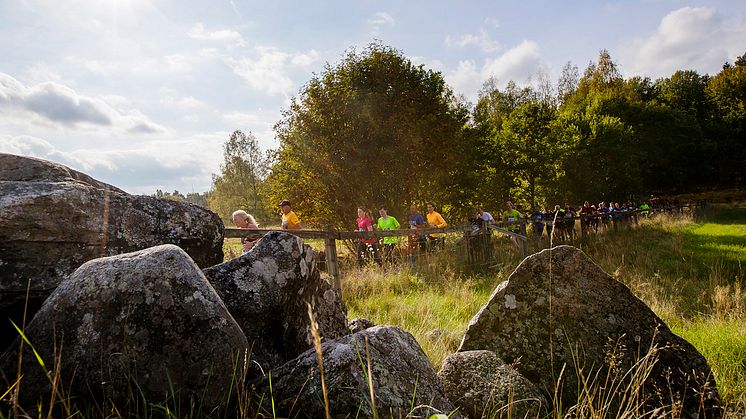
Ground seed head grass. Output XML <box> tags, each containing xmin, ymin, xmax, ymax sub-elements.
<box><xmin>341</xmin><ymin>206</ymin><xmax>746</xmax><ymax>414</ymax></box>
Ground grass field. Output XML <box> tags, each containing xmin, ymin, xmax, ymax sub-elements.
<box><xmin>4</xmin><ymin>207</ymin><xmax>743</xmax><ymax>417</ymax></box>
<box><xmin>339</xmin><ymin>206</ymin><xmax>746</xmax><ymax>415</ymax></box>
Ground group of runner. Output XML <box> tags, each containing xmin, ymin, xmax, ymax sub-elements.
<box><xmin>231</xmin><ymin>196</ymin><xmax>677</xmax><ymax>261</ymax></box>
<box><xmin>524</xmin><ymin>198</ymin><xmax>665</xmax><ymax>242</ymax></box>
<box><xmin>355</xmin><ymin>203</ymin><xmax>447</xmax><ymax>266</ymax></box>
<box><xmin>231</xmin><ymin>199</ymin><xmax>302</xmax><ymax>254</ymax></box>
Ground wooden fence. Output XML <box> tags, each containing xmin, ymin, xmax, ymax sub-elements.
<box><xmin>224</xmin><ymin>222</ymin><xmax>528</xmax><ymax>288</ymax></box>
<box><xmin>224</xmin><ymin>205</ymin><xmax>700</xmax><ymax>288</ymax></box>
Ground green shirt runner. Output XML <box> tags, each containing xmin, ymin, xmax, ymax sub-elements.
<box><xmin>377</xmin><ymin>216</ymin><xmax>400</xmax><ymax>244</ymax></box>
<box><xmin>503</xmin><ymin>209</ymin><xmax>522</xmax><ymax>232</ymax></box>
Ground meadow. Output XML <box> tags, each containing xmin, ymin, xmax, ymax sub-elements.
<box><xmin>334</xmin><ymin>206</ymin><xmax>746</xmax><ymax>415</ymax></box>
<box><xmin>53</xmin><ymin>205</ymin><xmax>739</xmax><ymax>418</ymax></box>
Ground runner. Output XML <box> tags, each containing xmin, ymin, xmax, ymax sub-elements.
<box><xmin>232</xmin><ymin>210</ymin><xmax>260</xmax><ymax>255</ymax></box>
<box><xmin>425</xmin><ymin>202</ymin><xmax>448</xmax><ymax>251</ymax></box>
<box><xmin>279</xmin><ymin>200</ymin><xmax>301</xmax><ymax>230</ymax></box>
<box><xmin>376</xmin><ymin>205</ymin><xmax>401</xmax><ymax>263</ymax></box>
<box><xmin>503</xmin><ymin>201</ymin><xmax>522</xmax><ymax>249</ymax></box>
<box><xmin>356</xmin><ymin>207</ymin><xmax>382</xmax><ymax>266</ymax></box>
<box><xmin>407</xmin><ymin>204</ymin><xmax>426</xmax><ymax>265</ymax></box>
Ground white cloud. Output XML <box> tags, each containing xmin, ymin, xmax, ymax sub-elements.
<box><xmin>445</xmin><ymin>40</ymin><xmax>544</xmax><ymax>102</ymax></box>
<box><xmin>0</xmin><ymin>73</ymin><xmax>111</xmax><ymax>125</ymax></box>
<box><xmin>26</xmin><ymin>64</ymin><xmax>67</xmax><ymax>85</ymax></box>
<box><xmin>226</xmin><ymin>47</ymin><xmax>320</xmax><ymax>97</ymax></box>
<box><xmin>482</xmin><ymin>40</ymin><xmax>542</xmax><ymax>82</ymax></box>
<box><xmin>369</xmin><ymin>12</ymin><xmax>395</xmax><ymax>26</ymax></box>
<box><xmin>446</xmin><ymin>60</ymin><xmax>482</xmax><ymax>100</ymax></box>
<box><xmin>0</xmin><ymin>135</ymin><xmax>86</xmax><ymax>169</ymax></box>
<box><xmin>368</xmin><ymin>12</ymin><xmax>395</xmax><ymax>34</ymax></box>
<box><xmin>0</xmin><ymin>72</ymin><xmax>165</xmax><ymax>134</ymax></box>
<box><xmin>223</xmin><ymin>110</ymin><xmax>280</xmax><ymax>149</ymax></box>
<box><xmin>445</xmin><ymin>29</ymin><xmax>500</xmax><ymax>53</ymax></box>
<box><xmin>226</xmin><ymin>50</ymin><xmax>294</xmax><ymax>97</ymax></box>
<box><xmin>620</xmin><ymin>7</ymin><xmax>746</xmax><ymax>78</ymax></box>
<box><xmin>66</xmin><ymin>50</ymin><xmax>217</xmax><ymax>78</ymax></box>
<box><xmin>0</xmin><ymin>133</ymin><xmax>224</xmax><ymax>194</ymax></box>
<box><xmin>188</xmin><ymin>23</ymin><xmax>246</xmax><ymax>46</ymax></box>
<box><xmin>409</xmin><ymin>56</ymin><xmax>446</xmax><ymax>73</ymax></box>
<box><xmin>290</xmin><ymin>50</ymin><xmax>320</xmax><ymax>68</ymax></box>
<box><xmin>159</xmin><ymin>92</ymin><xmax>207</xmax><ymax>111</ymax></box>
<box><xmin>484</xmin><ymin>17</ymin><xmax>500</xmax><ymax>29</ymax></box>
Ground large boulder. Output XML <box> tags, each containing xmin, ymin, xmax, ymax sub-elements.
<box><xmin>459</xmin><ymin>246</ymin><xmax>722</xmax><ymax>418</ymax></box>
<box><xmin>257</xmin><ymin>325</ymin><xmax>459</xmax><ymax>418</ymax></box>
<box><xmin>0</xmin><ymin>244</ymin><xmax>247</xmax><ymax>412</ymax></box>
<box><xmin>202</xmin><ymin>231</ymin><xmax>348</xmax><ymax>374</ymax></box>
<box><xmin>0</xmin><ymin>153</ymin><xmax>224</xmax><ymax>348</ymax></box>
<box><xmin>438</xmin><ymin>350</ymin><xmax>547</xmax><ymax>419</ymax></box>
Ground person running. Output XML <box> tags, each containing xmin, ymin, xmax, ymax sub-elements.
<box><xmin>407</xmin><ymin>204</ymin><xmax>426</xmax><ymax>264</ymax></box>
<box><xmin>578</xmin><ymin>201</ymin><xmax>594</xmax><ymax>235</ymax></box>
<box><xmin>639</xmin><ymin>201</ymin><xmax>651</xmax><ymax>217</ymax></box>
<box><xmin>563</xmin><ymin>203</ymin><xmax>577</xmax><ymax>241</ymax></box>
<box><xmin>425</xmin><ymin>202</ymin><xmax>448</xmax><ymax>251</ymax></box>
<box><xmin>279</xmin><ymin>200</ymin><xmax>302</xmax><ymax>230</ymax></box>
<box><xmin>232</xmin><ymin>210</ymin><xmax>260</xmax><ymax>255</ymax></box>
<box><xmin>503</xmin><ymin>201</ymin><xmax>522</xmax><ymax>248</ymax></box>
<box><xmin>611</xmin><ymin>202</ymin><xmax>625</xmax><ymax>230</ymax></box>
<box><xmin>597</xmin><ymin>202</ymin><xmax>611</xmax><ymax>231</ymax></box>
<box><xmin>589</xmin><ymin>202</ymin><xmax>599</xmax><ymax>233</ymax></box>
<box><xmin>356</xmin><ymin>207</ymin><xmax>382</xmax><ymax>266</ymax></box>
<box><xmin>544</xmin><ymin>207</ymin><xmax>555</xmax><ymax>240</ymax></box>
<box><xmin>376</xmin><ymin>205</ymin><xmax>400</xmax><ymax>263</ymax></box>
<box><xmin>550</xmin><ymin>204</ymin><xmax>565</xmax><ymax>241</ymax></box>
<box><xmin>530</xmin><ymin>207</ymin><xmax>545</xmax><ymax>241</ymax></box>
<box><xmin>477</xmin><ymin>206</ymin><xmax>495</xmax><ymax>225</ymax></box>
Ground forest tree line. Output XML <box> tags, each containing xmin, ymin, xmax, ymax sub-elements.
<box><xmin>198</xmin><ymin>44</ymin><xmax>745</xmax><ymax>228</ymax></box>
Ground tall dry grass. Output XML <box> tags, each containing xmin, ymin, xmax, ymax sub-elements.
<box><xmin>342</xmin><ymin>207</ymin><xmax>746</xmax><ymax>416</ymax></box>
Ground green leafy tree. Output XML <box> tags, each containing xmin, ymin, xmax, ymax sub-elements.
<box><xmin>707</xmin><ymin>61</ymin><xmax>746</xmax><ymax>184</ymax></box>
<box><xmin>735</xmin><ymin>52</ymin><xmax>746</xmax><ymax>67</ymax></box>
<box><xmin>497</xmin><ymin>101</ymin><xmax>562</xmax><ymax>210</ymax></box>
<box><xmin>185</xmin><ymin>192</ymin><xmax>209</xmax><ymax>208</ymax></box>
<box><xmin>557</xmin><ymin>61</ymin><xmax>579</xmax><ymax>105</ymax></box>
<box><xmin>626</xmin><ymin>76</ymin><xmax>659</xmax><ymax>103</ymax></box>
<box><xmin>557</xmin><ymin>112</ymin><xmax>639</xmax><ymax>201</ymax></box>
<box><xmin>657</xmin><ymin>70</ymin><xmax>710</xmax><ymax>120</ymax></box>
<box><xmin>208</xmin><ymin>130</ymin><xmax>269</xmax><ymax>223</ymax></box>
<box><xmin>264</xmin><ymin>43</ymin><xmax>467</xmax><ymax>228</ymax></box>
<box><xmin>460</xmin><ymin>78</ymin><xmax>536</xmax><ymax>212</ymax></box>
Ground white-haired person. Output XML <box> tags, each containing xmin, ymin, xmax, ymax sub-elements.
<box><xmin>232</xmin><ymin>210</ymin><xmax>260</xmax><ymax>254</ymax></box>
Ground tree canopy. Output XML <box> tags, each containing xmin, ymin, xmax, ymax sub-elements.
<box><xmin>205</xmin><ymin>47</ymin><xmax>746</xmax><ymax>226</ymax></box>
<box><xmin>208</xmin><ymin>130</ymin><xmax>270</xmax><ymax>223</ymax></box>
<box><xmin>264</xmin><ymin>43</ymin><xmax>468</xmax><ymax>227</ymax></box>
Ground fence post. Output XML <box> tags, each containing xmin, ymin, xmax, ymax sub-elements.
<box><xmin>324</xmin><ymin>229</ymin><xmax>340</xmax><ymax>289</ymax></box>
<box><xmin>519</xmin><ymin>222</ymin><xmax>528</xmax><ymax>256</ymax></box>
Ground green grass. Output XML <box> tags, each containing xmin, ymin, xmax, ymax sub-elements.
<box><xmin>7</xmin><ymin>207</ymin><xmax>745</xmax><ymax>417</ymax></box>
<box><xmin>670</xmin><ymin>317</ymin><xmax>746</xmax><ymax>411</ymax></box>
<box><xmin>341</xmin><ymin>206</ymin><xmax>746</xmax><ymax>414</ymax></box>
<box><xmin>686</xmin><ymin>207</ymin><xmax>746</xmax><ymax>265</ymax></box>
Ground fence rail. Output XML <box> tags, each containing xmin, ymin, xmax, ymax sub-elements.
<box><xmin>223</xmin><ymin>204</ymin><xmax>701</xmax><ymax>288</ymax></box>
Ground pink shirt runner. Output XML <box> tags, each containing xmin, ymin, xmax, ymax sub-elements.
<box><xmin>357</xmin><ymin>216</ymin><xmax>376</xmax><ymax>244</ymax></box>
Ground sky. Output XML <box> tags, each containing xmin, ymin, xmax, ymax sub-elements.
<box><xmin>0</xmin><ymin>0</ymin><xmax>744</xmax><ymax>195</ymax></box>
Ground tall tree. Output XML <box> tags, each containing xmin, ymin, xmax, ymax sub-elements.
<box><xmin>208</xmin><ymin>130</ymin><xmax>269</xmax><ymax>223</ymax></box>
<box><xmin>657</xmin><ymin>70</ymin><xmax>710</xmax><ymax>120</ymax></box>
<box><xmin>465</xmin><ymin>79</ymin><xmax>538</xmax><ymax>212</ymax></box>
<box><xmin>557</xmin><ymin>112</ymin><xmax>639</xmax><ymax>202</ymax></box>
<box><xmin>557</xmin><ymin>61</ymin><xmax>579</xmax><ymax>105</ymax></box>
<box><xmin>264</xmin><ymin>43</ymin><xmax>467</xmax><ymax>228</ymax></box>
<box><xmin>497</xmin><ymin>101</ymin><xmax>562</xmax><ymax>209</ymax></box>
<box><xmin>708</xmin><ymin>61</ymin><xmax>746</xmax><ymax>185</ymax></box>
